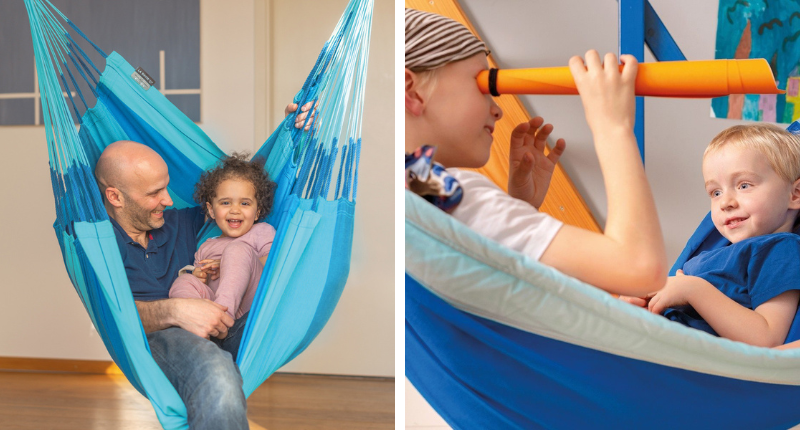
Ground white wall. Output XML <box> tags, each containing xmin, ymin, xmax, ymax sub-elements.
<box><xmin>0</xmin><ymin>0</ymin><xmax>394</xmax><ymax>378</ymax></box>
<box><xmin>407</xmin><ymin>0</ymin><xmax>765</xmax><ymax>425</ymax></box>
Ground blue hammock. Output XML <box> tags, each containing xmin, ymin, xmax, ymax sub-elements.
<box><xmin>406</xmin><ymin>171</ymin><xmax>800</xmax><ymax>429</ymax></box>
<box><xmin>24</xmin><ymin>0</ymin><xmax>373</xmax><ymax>428</ymax></box>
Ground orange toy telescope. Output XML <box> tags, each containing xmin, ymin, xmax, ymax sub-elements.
<box><xmin>477</xmin><ymin>59</ymin><xmax>783</xmax><ymax>98</ymax></box>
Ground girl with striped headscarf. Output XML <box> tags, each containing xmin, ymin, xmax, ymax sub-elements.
<box><xmin>404</xmin><ymin>8</ymin><xmax>668</xmax><ymax>296</ymax></box>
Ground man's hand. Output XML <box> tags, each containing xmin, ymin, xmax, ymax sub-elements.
<box><xmin>285</xmin><ymin>101</ymin><xmax>318</xmax><ymax>131</ymax></box>
<box><xmin>507</xmin><ymin>117</ymin><xmax>566</xmax><ymax>209</ymax></box>
<box><xmin>172</xmin><ymin>298</ymin><xmax>234</xmax><ymax>340</ymax></box>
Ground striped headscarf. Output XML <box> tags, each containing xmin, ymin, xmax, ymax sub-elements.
<box><xmin>405</xmin><ymin>8</ymin><xmax>488</xmax><ymax>72</ymax></box>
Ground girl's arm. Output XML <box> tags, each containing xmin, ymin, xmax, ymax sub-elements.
<box><xmin>648</xmin><ymin>274</ymin><xmax>799</xmax><ymax>347</ymax></box>
<box><xmin>539</xmin><ymin>50</ymin><xmax>667</xmax><ymax>296</ymax></box>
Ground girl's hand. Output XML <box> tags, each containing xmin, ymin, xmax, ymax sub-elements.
<box><xmin>197</xmin><ymin>259</ymin><xmax>220</xmax><ymax>281</ymax></box>
<box><xmin>648</xmin><ymin>270</ymin><xmax>694</xmax><ymax>314</ymax></box>
<box><xmin>191</xmin><ymin>266</ymin><xmax>208</xmax><ymax>284</ymax></box>
<box><xmin>508</xmin><ymin>117</ymin><xmax>566</xmax><ymax>209</ymax></box>
<box><xmin>568</xmin><ymin>50</ymin><xmax>637</xmax><ymax>137</ymax></box>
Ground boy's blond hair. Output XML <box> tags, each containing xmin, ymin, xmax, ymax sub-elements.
<box><xmin>704</xmin><ymin>124</ymin><xmax>800</xmax><ymax>183</ymax></box>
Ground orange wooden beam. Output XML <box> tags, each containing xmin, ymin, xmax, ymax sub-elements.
<box><xmin>405</xmin><ymin>0</ymin><xmax>600</xmax><ymax>232</ymax></box>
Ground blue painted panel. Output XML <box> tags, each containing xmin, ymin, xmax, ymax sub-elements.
<box><xmin>0</xmin><ymin>98</ymin><xmax>34</xmax><ymax>125</ymax></box>
<box><xmin>619</xmin><ymin>0</ymin><xmax>646</xmax><ymax>162</ymax></box>
<box><xmin>644</xmin><ymin>1</ymin><xmax>686</xmax><ymax>61</ymax></box>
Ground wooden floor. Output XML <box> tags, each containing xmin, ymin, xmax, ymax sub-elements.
<box><xmin>0</xmin><ymin>371</ymin><xmax>394</xmax><ymax>429</ymax></box>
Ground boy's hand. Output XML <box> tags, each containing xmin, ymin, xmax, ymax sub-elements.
<box><xmin>508</xmin><ymin>117</ymin><xmax>566</xmax><ymax>209</ymax></box>
<box><xmin>285</xmin><ymin>101</ymin><xmax>318</xmax><ymax>131</ymax></box>
<box><xmin>648</xmin><ymin>270</ymin><xmax>697</xmax><ymax>314</ymax></box>
<box><xmin>568</xmin><ymin>51</ymin><xmax>637</xmax><ymax>136</ymax></box>
<box><xmin>619</xmin><ymin>292</ymin><xmax>656</xmax><ymax>308</ymax></box>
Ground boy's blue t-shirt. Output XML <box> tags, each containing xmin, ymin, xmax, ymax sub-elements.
<box><xmin>664</xmin><ymin>232</ymin><xmax>800</xmax><ymax>336</ymax></box>
<box><xmin>109</xmin><ymin>206</ymin><xmax>206</xmax><ymax>301</ymax></box>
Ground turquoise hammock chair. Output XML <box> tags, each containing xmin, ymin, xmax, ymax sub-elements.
<box><xmin>24</xmin><ymin>0</ymin><xmax>373</xmax><ymax>428</ymax></box>
<box><xmin>406</xmin><ymin>186</ymin><xmax>800</xmax><ymax>429</ymax></box>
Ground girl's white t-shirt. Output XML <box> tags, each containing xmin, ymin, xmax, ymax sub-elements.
<box><xmin>448</xmin><ymin>169</ymin><xmax>563</xmax><ymax>261</ymax></box>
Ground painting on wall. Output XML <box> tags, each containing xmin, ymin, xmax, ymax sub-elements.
<box><xmin>0</xmin><ymin>0</ymin><xmax>200</xmax><ymax>126</ymax></box>
<box><xmin>712</xmin><ymin>0</ymin><xmax>800</xmax><ymax>123</ymax></box>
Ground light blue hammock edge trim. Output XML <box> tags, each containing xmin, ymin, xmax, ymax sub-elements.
<box><xmin>25</xmin><ymin>0</ymin><xmax>373</xmax><ymax>427</ymax></box>
<box><xmin>405</xmin><ymin>190</ymin><xmax>800</xmax><ymax>385</ymax></box>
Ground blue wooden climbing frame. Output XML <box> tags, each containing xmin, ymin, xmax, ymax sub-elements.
<box><xmin>619</xmin><ymin>0</ymin><xmax>687</xmax><ymax>163</ymax></box>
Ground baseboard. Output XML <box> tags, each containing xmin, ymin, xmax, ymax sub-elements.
<box><xmin>0</xmin><ymin>357</ymin><xmax>397</xmax><ymax>380</ymax></box>
<box><xmin>0</xmin><ymin>356</ymin><xmax>122</xmax><ymax>374</ymax></box>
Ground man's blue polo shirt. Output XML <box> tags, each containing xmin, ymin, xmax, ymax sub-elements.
<box><xmin>109</xmin><ymin>207</ymin><xmax>206</xmax><ymax>301</ymax></box>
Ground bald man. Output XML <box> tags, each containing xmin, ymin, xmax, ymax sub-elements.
<box><xmin>93</xmin><ymin>102</ymin><xmax>314</xmax><ymax>428</ymax></box>
<box><xmin>96</xmin><ymin>140</ymin><xmax>248</xmax><ymax>429</ymax></box>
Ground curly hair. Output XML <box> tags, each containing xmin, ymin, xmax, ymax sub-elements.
<box><xmin>195</xmin><ymin>152</ymin><xmax>276</xmax><ymax>221</ymax></box>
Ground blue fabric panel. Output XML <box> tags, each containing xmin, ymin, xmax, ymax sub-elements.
<box><xmin>71</xmin><ymin>220</ymin><xmax>188</xmax><ymax>429</ymax></box>
<box><xmin>57</xmin><ymin>225</ymin><xmax>144</xmax><ymax>397</ymax></box>
<box><xmin>266</xmin><ymin>157</ymin><xmax>300</xmax><ymax>226</ymax></box>
<box><xmin>237</xmin><ymin>196</ymin><xmax>353</xmax><ymax>396</ymax></box>
<box><xmin>286</xmin><ymin>198</ymin><xmax>354</xmax><ymax>362</ymax></box>
<box><xmin>60</xmin><ymin>163</ymin><xmax>105</xmax><ymax>222</ymax></box>
<box><xmin>238</xmin><ymin>196</ymin><xmax>322</xmax><ymax>395</ymax></box>
<box><xmin>55</xmin><ymin>226</ymin><xmax>91</xmax><ymax>317</ymax></box>
<box><xmin>79</xmin><ymin>101</ymin><xmax>130</xmax><ymax>169</ymax></box>
<box><xmin>73</xmin><ymin>238</ymin><xmax>144</xmax><ymax>394</ymax></box>
<box><xmin>406</xmin><ymin>274</ymin><xmax>800</xmax><ymax>430</ymax></box>
<box><xmin>101</xmin><ymin>53</ymin><xmax>223</xmax><ymax>168</ymax></box>
<box><xmin>260</xmin><ymin>122</ymin><xmax>295</xmax><ymax>180</ymax></box>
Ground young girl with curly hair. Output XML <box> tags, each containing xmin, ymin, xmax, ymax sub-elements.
<box><xmin>169</xmin><ymin>153</ymin><xmax>277</xmax><ymax>321</ymax></box>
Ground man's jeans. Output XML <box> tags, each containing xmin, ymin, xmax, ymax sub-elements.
<box><xmin>147</xmin><ymin>312</ymin><xmax>250</xmax><ymax>429</ymax></box>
